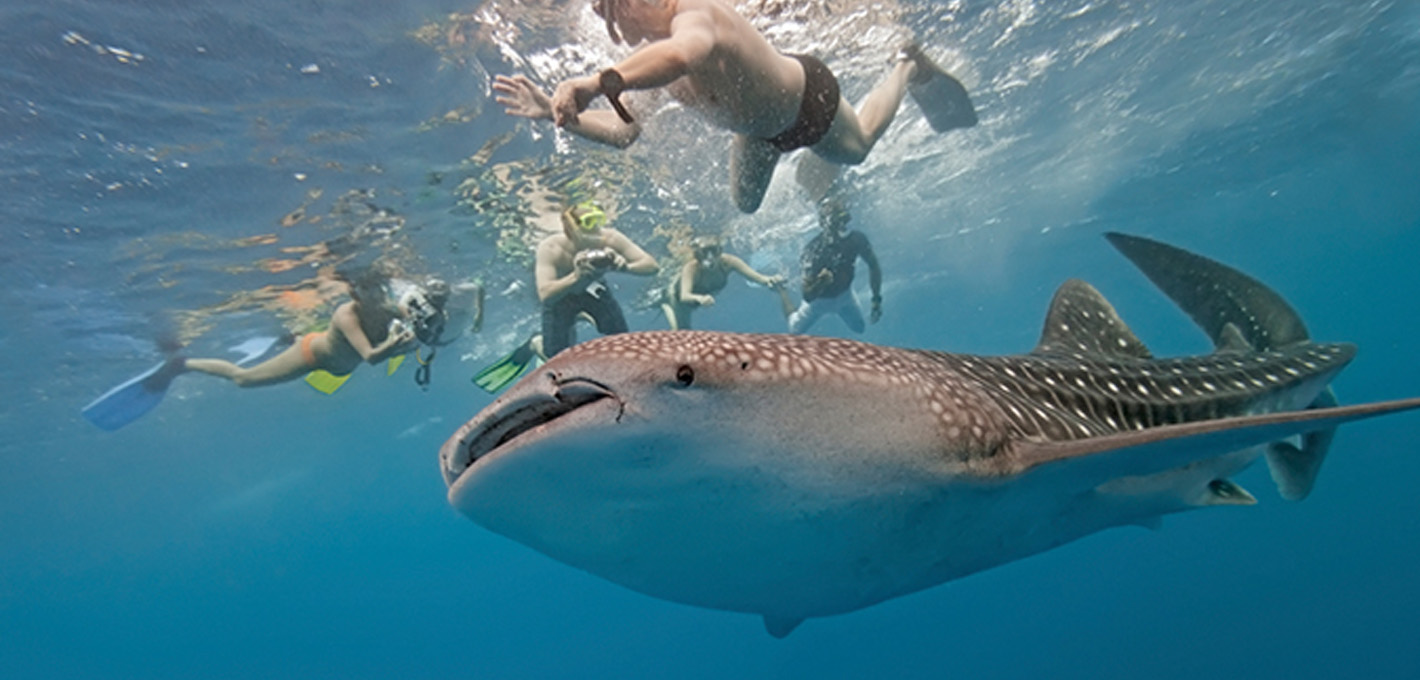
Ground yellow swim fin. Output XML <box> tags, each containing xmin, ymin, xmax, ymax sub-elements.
<box><xmin>387</xmin><ymin>354</ymin><xmax>406</xmax><ymax>376</ymax></box>
<box><xmin>305</xmin><ymin>370</ymin><xmax>353</xmax><ymax>395</ymax></box>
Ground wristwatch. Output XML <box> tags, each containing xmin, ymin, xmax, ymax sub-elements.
<box><xmin>598</xmin><ymin>68</ymin><xmax>635</xmax><ymax>124</ymax></box>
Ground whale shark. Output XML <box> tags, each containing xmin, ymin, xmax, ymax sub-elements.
<box><xmin>439</xmin><ymin>232</ymin><xmax>1420</xmax><ymax>637</ymax></box>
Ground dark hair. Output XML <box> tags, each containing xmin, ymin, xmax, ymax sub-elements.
<box><xmin>335</xmin><ymin>268</ymin><xmax>396</xmax><ymax>344</ymax></box>
<box><xmin>423</xmin><ymin>278</ymin><xmax>451</xmax><ymax>310</ymax></box>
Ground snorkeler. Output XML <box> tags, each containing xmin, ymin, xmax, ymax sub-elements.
<box><xmin>473</xmin><ymin>201</ymin><xmax>657</xmax><ymax>392</ymax></box>
<box><xmin>82</xmin><ymin>273</ymin><xmax>453</xmax><ymax>430</ymax></box>
<box><xmin>661</xmin><ymin>235</ymin><xmax>791</xmax><ymax>330</ymax></box>
<box><xmin>492</xmin><ymin>0</ymin><xmax>977</xmax><ymax>214</ymax></box>
<box><xmin>787</xmin><ymin>198</ymin><xmax>883</xmax><ymax>335</ymax></box>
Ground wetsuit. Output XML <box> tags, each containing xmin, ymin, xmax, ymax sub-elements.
<box><xmin>542</xmin><ymin>278</ymin><xmax>628</xmax><ymax>357</ymax></box>
<box><xmin>789</xmin><ymin>230</ymin><xmax>875</xmax><ymax>334</ymax></box>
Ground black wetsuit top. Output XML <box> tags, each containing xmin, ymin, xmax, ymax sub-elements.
<box><xmin>799</xmin><ymin>230</ymin><xmax>871</xmax><ymax>302</ymax></box>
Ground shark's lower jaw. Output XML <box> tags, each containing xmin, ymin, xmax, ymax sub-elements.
<box><xmin>440</xmin><ymin>377</ymin><xmax>616</xmax><ymax>486</ymax></box>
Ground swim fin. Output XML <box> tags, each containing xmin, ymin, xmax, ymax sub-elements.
<box><xmin>387</xmin><ymin>354</ymin><xmax>406</xmax><ymax>376</ymax></box>
<box><xmin>902</xmin><ymin>43</ymin><xmax>978</xmax><ymax>133</ymax></box>
<box><xmin>472</xmin><ymin>337</ymin><xmax>542</xmax><ymax>393</ymax></box>
<box><xmin>305</xmin><ymin>370</ymin><xmax>353</xmax><ymax>395</ymax></box>
<box><xmin>82</xmin><ymin>357</ymin><xmax>185</xmax><ymax>431</ymax></box>
<box><xmin>229</xmin><ymin>335</ymin><xmax>280</xmax><ymax>366</ymax></box>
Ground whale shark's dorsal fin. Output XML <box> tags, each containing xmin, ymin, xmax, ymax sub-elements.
<box><xmin>1105</xmin><ymin>232</ymin><xmax>1309</xmax><ymax>351</ymax></box>
<box><xmin>1033</xmin><ymin>279</ymin><xmax>1152</xmax><ymax>359</ymax></box>
<box><xmin>763</xmin><ymin>615</ymin><xmax>803</xmax><ymax>638</ymax></box>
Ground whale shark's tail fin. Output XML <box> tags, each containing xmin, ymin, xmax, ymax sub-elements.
<box><xmin>1104</xmin><ymin>232</ymin><xmax>1309</xmax><ymax>352</ymax></box>
<box><xmin>1104</xmin><ymin>232</ymin><xmax>1334</xmax><ymax>499</ymax></box>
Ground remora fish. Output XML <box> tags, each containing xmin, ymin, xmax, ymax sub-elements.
<box><xmin>440</xmin><ymin>233</ymin><xmax>1420</xmax><ymax>638</ymax></box>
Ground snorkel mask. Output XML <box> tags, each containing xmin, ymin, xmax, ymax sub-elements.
<box><xmin>572</xmin><ymin>201</ymin><xmax>608</xmax><ymax>232</ymax></box>
<box><xmin>691</xmin><ymin>236</ymin><xmax>722</xmax><ymax>266</ymax></box>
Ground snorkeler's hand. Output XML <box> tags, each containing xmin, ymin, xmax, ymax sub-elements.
<box><xmin>693</xmin><ymin>294</ymin><xmax>715</xmax><ymax>307</ymax></box>
<box><xmin>870</xmin><ymin>296</ymin><xmax>883</xmax><ymax>324</ymax></box>
<box><xmin>388</xmin><ymin>318</ymin><xmax>410</xmax><ymax>339</ymax></box>
<box><xmin>610</xmin><ymin>252</ymin><xmax>628</xmax><ymax>272</ymax></box>
<box><xmin>765</xmin><ymin>275</ymin><xmax>786</xmax><ymax>290</ymax></box>
<box><xmin>493</xmin><ymin>74</ymin><xmax>554</xmax><ymax>120</ymax></box>
<box><xmin>550</xmin><ymin>75</ymin><xmax>601</xmax><ymax>127</ymax></box>
<box><xmin>803</xmin><ymin>269</ymin><xmax>833</xmax><ymax>297</ymax></box>
<box><xmin>574</xmin><ymin>256</ymin><xmax>600</xmax><ymax>279</ymax></box>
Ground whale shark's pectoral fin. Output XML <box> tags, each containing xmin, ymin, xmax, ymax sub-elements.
<box><xmin>1264</xmin><ymin>387</ymin><xmax>1340</xmax><ymax>501</ymax></box>
<box><xmin>763</xmin><ymin>615</ymin><xmax>803</xmax><ymax>639</ymax></box>
<box><xmin>1013</xmin><ymin>396</ymin><xmax>1420</xmax><ymax>493</ymax></box>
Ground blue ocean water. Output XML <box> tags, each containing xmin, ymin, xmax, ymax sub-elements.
<box><xmin>2</xmin><ymin>0</ymin><xmax>1419</xmax><ymax>677</ymax></box>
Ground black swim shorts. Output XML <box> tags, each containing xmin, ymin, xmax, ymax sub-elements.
<box><xmin>764</xmin><ymin>54</ymin><xmax>841</xmax><ymax>153</ymax></box>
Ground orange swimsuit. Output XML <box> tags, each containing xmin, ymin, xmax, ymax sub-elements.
<box><xmin>299</xmin><ymin>331</ymin><xmax>325</xmax><ymax>368</ymax></box>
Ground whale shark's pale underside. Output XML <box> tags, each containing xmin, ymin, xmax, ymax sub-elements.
<box><xmin>440</xmin><ymin>233</ymin><xmax>1420</xmax><ymax>638</ymax></box>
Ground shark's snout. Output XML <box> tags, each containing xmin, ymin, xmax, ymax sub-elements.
<box><xmin>441</xmin><ymin>373</ymin><xmax>619</xmax><ymax>487</ymax></box>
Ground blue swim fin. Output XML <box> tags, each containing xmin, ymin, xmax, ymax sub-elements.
<box><xmin>229</xmin><ymin>335</ymin><xmax>280</xmax><ymax>366</ymax></box>
<box><xmin>902</xmin><ymin>43</ymin><xmax>977</xmax><ymax>133</ymax></box>
<box><xmin>82</xmin><ymin>357</ymin><xmax>185</xmax><ymax>431</ymax></box>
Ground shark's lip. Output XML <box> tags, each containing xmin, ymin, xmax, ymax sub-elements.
<box><xmin>441</xmin><ymin>377</ymin><xmax>618</xmax><ymax>487</ymax></box>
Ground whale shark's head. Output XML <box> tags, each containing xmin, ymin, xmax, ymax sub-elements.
<box><xmin>439</xmin><ymin>331</ymin><xmax>988</xmax><ymax>618</ymax></box>
<box><xmin>442</xmin><ymin>330</ymin><xmax>977</xmax><ymax>493</ymax></box>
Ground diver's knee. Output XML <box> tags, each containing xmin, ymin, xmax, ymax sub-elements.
<box><xmin>732</xmin><ymin>186</ymin><xmax>765</xmax><ymax>214</ymax></box>
<box><xmin>232</xmin><ymin>374</ymin><xmax>258</xmax><ymax>388</ymax></box>
<box><xmin>836</xmin><ymin>146</ymin><xmax>869</xmax><ymax>165</ymax></box>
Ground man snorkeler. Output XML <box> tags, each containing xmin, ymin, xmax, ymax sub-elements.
<box><xmin>493</xmin><ymin>0</ymin><xmax>976</xmax><ymax>214</ymax></box>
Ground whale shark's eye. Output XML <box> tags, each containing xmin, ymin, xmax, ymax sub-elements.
<box><xmin>675</xmin><ymin>364</ymin><xmax>695</xmax><ymax>387</ymax></box>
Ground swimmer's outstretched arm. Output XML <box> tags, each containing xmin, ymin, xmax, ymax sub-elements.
<box><xmin>493</xmin><ymin>74</ymin><xmax>640</xmax><ymax>148</ymax></box>
<box><xmin>606</xmin><ymin>230</ymin><xmax>659</xmax><ymax>276</ymax></box>
<box><xmin>548</xmin><ymin>8</ymin><xmax>715</xmax><ymax>127</ymax></box>
<box><xmin>722</xmin><ymin>253</ymin><xmax>784</xmax><ymax>288</ymax></box>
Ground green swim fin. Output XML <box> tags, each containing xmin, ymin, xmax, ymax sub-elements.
<box><xmin>305</xmin><ymin>370</ymin><xmax>353</xmax><ymax>395</ymax></box>
<box><xmin>472</xmin><ymin>338</ymin><xmax>541</xmax><ymax>393</ymax></box>
<box><xmin>902</xmin><ymin>43</ymin><xmax>978</xmax><ymax>133</ymax></box>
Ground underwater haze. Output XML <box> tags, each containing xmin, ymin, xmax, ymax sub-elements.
<box><xmin>3</xmin><ymin>0</ymin><xmax>1420</xmax><ymax>678</ymax></box>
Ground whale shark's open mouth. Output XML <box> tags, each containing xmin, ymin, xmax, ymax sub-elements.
<box><xmin>441</xmin><ymin>378</ymin><xmax>618</xmax><ymax>486</ymax></box>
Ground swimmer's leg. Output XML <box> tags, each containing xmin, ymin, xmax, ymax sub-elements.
<box><xmin>838</xmin><ymin>292</ymin><xmax>867</xmax><ymax>334</ymax></box>
<box><xmin>730</xmin><ymin>134</ymin><xmax>782</xmax><ymax>214</ymax></box>
<box><xmin>812</xmin><ymin>59</ymin><xmax>914</xmax><ymax>164</ymax></box>
<box><xmin>185</xmin><ymin>344</ymin><xmax>311</xmax><ymax>388</ymax></box>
